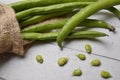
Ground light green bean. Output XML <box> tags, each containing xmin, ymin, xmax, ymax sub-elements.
<box><xmin>76</xmin><ymin>54</ymin><xmax>86</xmax><ymax>60</ymax></box>
<box><xmin>72</xmin><ymin>68</ymin><xmax>82</xmax><ymax>76</ymax></box>
<box><xmin>100</xmin><ymin>70</ymin><xmax>112</xmax><ymax>79</ymax></box>
<box><xmin>10</xmin><ymin>0</ymin><xmax>97</xmax><ymax>12</ymax></box>
<box><xmin>58</xmin><ymin>57</ymin><xmax>68</xmax><ymax>66</ymax></box>
<box><xmin>21</xmin><ymin>30</ymin><xmax>108</xmax><ymax>40</ymax></box>
<box><xmin>90</xmin><ymin>59</ymin><xmax>101</xmax><ymax>66</ymax></box>
<box><xmin>57</xmin><ymin>0</ymin><xmax>120</xmax><ymax>49</ymax></box>
<box><xmin>16</xmin><ymin>2</ymin><xmax>93</xmax><ymax>21</ymax></box>
<box><xmin>36</xmin><ymin>54</ymin><xmax>44</xmax><ymax>64</ymax></box>
<box><xmin>85</xmin><ymin>44</ymin><xmax>92</xmax><ymax>53</ymax></box>
<box><xmin>21</xmin><ymin>18</ymin><xmax>115</xmax><ymax>33</ymax></box>
<box><xmin>20</xmin><ymin>11</ymin><xmax>71</xmax><ymax>27</ymax></box>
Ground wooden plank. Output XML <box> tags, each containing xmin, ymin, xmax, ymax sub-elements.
<box><xmin>0</xmin><ymin>44</ymin><xmax>120</xmax><ymax>80</ymax></box>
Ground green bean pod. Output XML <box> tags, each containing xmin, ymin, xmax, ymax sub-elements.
<box><xmin>80</xmin><ymin>19</ymin><xmax>115</xmax><ymax>31</ymax></box>
<box><xmin>10</xmin><ymin>0</ymin><xmax>97</xmax><ymax>12</ymax></box>
<box><xmin>57</xmin><ymin>0</ymin><xmax>120</xmax><ymax>48</ymax></box>
<box><xmin>21</xmin><ymin>18</ymin><xmax>115</xmax><ymax>33</ymax></box>
<box><xmin>21</xmin><ymin>18</ymin><xmax>68</xmax><ymax>32</ymax></box>
<box><xmin>20</xmin><ymin>11</ymin><xmax>71</xmax><ymax>27</ymax></box>
<box><xmin>19</xmin><ymin>6</ymin><xmax>120</xmax><ymax>23</ymax></box>
<box><xmin>16</xmin><ymin>2</ymin><xmax>93</xmax><ymax>21</ymax></box>
<box><xmin>21</xmin><ymin>30</ymin><xmax>107</xmax><ymax>40</ymax></box>
<box><xmin>14</xmin><ymin>2</ymin><xmax>120</xmax><ymax>21</ymax></box>
<box><xmin>10</xmin><ymin>0</ymin><xmax>120</xmax><ymax>19</ymax></box>
<box><xmin>107</xmin><ymin>7</ymin><xmax>120</xmax><ymax>19</ymax></box>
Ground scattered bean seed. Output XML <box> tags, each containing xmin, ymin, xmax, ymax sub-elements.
<box><xmin>72</xmin><ymin>68</ymin><xmax>82</xmax><ymax>76</ymax></box>
<box><xmin>90</xmin><ymin>59</ymin><xmax>101</xmax><ymax>66</ymax></box>
<box><xmin>85</xmin><ymin>44</ymin><xmax>92</xmax><ymax>53</ymax></box>
<box><xmin>36</xmin><ymin>54</ymin><xmax>44</xmax><ymax>64</ymax></box>
<box><xmin>100</xmin><ymin>70</ymin><xmax>112</xmax><ymax>79</ymax></box>
<box><xmin>58</xmin><ymin>57</ymin><xmax>68</xmax><ymax>66</ymax></box>
<box><xmin>76</xmin><ymin>54</ymin><xmax>86</xmax><ymax>60</ymax></box>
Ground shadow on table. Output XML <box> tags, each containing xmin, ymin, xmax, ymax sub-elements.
<box><xmin>0</xmin><ymin>40</ymin><xmax>33</xmax><ymax>65</ymax></box>
<box><xmin>0</xmin><ymin>53</ymin><xmax>15</xmax><ymax>64</ymax></box>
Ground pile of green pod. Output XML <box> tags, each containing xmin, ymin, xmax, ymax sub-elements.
<box><xmin>10</xmin><ymin>0</ymin><xmax>120</xmax><ymax>49</ymax></box>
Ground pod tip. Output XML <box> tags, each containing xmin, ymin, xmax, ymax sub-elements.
<box><xmin>109</xmin><ymin>26</ymin><xmax>115</xmax><ymax>32</ymax></box>
<box><xmin>105</xmin><ymin>34</ymin><xmax>109</xmax><ymax>37</ymax></box>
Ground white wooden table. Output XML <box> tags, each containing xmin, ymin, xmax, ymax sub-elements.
<box><xmin>0</xmin><ymin>0</ymin><xmax>120</xmax><ymax>80</ymax></box>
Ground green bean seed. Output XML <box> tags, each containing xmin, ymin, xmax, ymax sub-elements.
<box><xmin>72</xmin><ymin>68</ymin><xmax>82</xmax><ymax>76</ymax></box>
<box><xmin>58</xmin><ymin>57</ymin><xmax>68</xmax><ymax>66</ymax></box>
<box><xmin>100</xmin><ymin>70</ymin><xmax>112</xmax><ymax>79</ymax></box>
<box><xmin>76</xmin><ymin>54</ymin><xmax>86</xmax><ymax>60</ymax></box>
<box><xmin>85</xmin><ymin>44</ymin><xmax>92</xmax><ymax>53</ymax></box>
<box><xmin>90</xmin><ymin>59</ymin><xmax>101</xmax><ymax>66</ymax></box>
<box><xmin>36</xmin><ymin>55</ymin><xmax>44</xmax><ymax>64</ymax></box>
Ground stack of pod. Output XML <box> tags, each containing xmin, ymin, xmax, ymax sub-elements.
<box><xmin>10</xmin><ymin>0</ymin><xmax>120</xmax><ymax>49</ymax></box>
